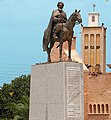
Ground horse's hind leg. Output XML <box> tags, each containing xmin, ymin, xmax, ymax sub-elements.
<box><xmin>59</xmin><ymin>41</ymin><xmax>63</xmax><ymax>62</ymax></box>
<box><xmin>68</xmin><ymin>40</ymin><xmax>72</xmax><ymax>61</ymax></box>
<box><xmin>47</xmin><ymin>48</ymin><xmax>51</xmax><ymax>62</ymax></box>
<box><xmin>47</xmin><ymin>41</ymin><xmax>55</xmax><ymax>62</ymax></box>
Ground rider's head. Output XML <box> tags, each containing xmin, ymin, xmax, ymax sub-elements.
<box><xmin>57</xmin><ymin>2</ymin><xmax>64</xmax><ymax>11</ymax></box>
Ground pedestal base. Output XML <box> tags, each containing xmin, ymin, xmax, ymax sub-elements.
<box><xmin>29</xmin><ymin>62</ymin><xmax>84</xmax><ymax>120</ymax></box>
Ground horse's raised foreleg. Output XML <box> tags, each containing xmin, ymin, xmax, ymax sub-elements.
<box><xmin>59</xmin><ymin>41</ymin><xmax>63</xmax><ymax>62</ymax></box>
<box><xmin>68</xmin><ymin>40</ymin><xmax>72</xmax><ymax>61</ymax></box>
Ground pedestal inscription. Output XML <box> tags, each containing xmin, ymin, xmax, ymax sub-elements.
<box><xmin>66</xmin><ymin>66</ymin><xmax>82</xmax><ymax>119</ymax></box>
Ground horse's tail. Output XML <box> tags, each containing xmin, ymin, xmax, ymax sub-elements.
<box><xmin>43</xmin><ymin>34</ymin><xmax>49</xmax><ymax>52</ymax></box>
<box><xmin>42</xmin><ymin>29</ymin><xmax>50</xmax><ymax>52</ymax></box>
<box><xmin>43</xmin><ymin>36</ymin><xmax>47</xmax><ymax>51</ymax></box>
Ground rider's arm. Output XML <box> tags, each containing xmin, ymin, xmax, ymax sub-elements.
<box><xmin>53</xmin><ymin>16</ymin><xmax>60</xmax><ymax>23</ymax></box>
<box><xmin>64</xmin><ymin>13</ymin><xmax>67</xmax><ymax>20</ymax></box>
<box><xmin>52</xmin><ymin>10</ymin><xmax>60</xmax><ymax>23</ymax></box>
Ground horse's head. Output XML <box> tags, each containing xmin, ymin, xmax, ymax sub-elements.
<box><xmin>75</xmin><ymin>9</ymin><xmax>82</xmax><ymax>24</ymax></box>
<box><xmin>69</xmin><ymin>9</ymin><xmax>82</xmax><ymax>25</ymax></box>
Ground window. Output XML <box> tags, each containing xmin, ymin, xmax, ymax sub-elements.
<box><xmin>88</xmin><ymin>103</ymin><xmax>109</xmax><ymax>114</ymax></box>
<box><xmin>102</xmin><ymin>104</ymin><xmax>104</xmax><ymax>113</ymax></box>
<box><xmin>85</xmin><ymin>46</ymin><xmax>88</xmax><ymax>49</ymax></box>
<box><xmin>92</xmin><ymin>15</ymin><xmax>95</xmax><ymax>22</ymax></box>
<box><xmin>90</xmin><ymin>46</ymin><xmax>94</xmax><ymax>49</ymax></box>
<box><xmin>106</xmin><ymin>104</ymin><xmax>109</xmax><ymax>113</ymax></box>
<box><xmin>96</xmin><ymin>46</ymin><xmax>100</xmax><ymax>49</ymax></box>
<box><xmin>93</xmin><ymin>104</ymin><xmax>96</xmax><ymax>113</ymax></box>
<box><xmin>89</xmin><ymin>104</ymin><xmax>92</xmax><ymax>113</ymax></box>
<box><xmin>97</xmin><ymin>104</ymin><xmax>100</xmax><ymax>113</ymax></box>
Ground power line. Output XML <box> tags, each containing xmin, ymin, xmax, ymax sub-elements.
<box><xmin>0</xmin><ymin>63</ymin><xmax>31</xmax><ymax>85</ymax></box>
<box><xmin>0</xmin><ymin>63</ymin><xmax>31</xmax><ymax>66</ymax></box>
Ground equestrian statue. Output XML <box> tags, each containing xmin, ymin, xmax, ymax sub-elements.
<box><xmin>43</xmin><ymin>2</ymin><xmax>82</xmax><ymax>62</ymax></box>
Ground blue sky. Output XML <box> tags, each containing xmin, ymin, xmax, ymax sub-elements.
<box><xmin>0</xmin><ymin>0</ymin><xmax>111</xmax><ymax>86</ymax></box>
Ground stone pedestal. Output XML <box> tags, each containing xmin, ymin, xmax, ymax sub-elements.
<box><xmin>29</xmin><ymin>62</ymin><xmax>84</xmax><ymax>120</ymax></box>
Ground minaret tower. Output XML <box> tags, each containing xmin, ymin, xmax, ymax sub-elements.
<box><xmin>81</xmin><ymin>4</ymin><xmax>106</xmax><ymax>74</ymax></box>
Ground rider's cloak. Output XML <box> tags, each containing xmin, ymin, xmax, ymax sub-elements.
<box><xmin>42</xmin><ymin>11</ymin><xmax>54</xmax><ymax>52</ymax></box>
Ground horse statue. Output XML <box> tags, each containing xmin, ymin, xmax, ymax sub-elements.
<box><xmin>43</xmin><ymin>9</ymin><xmax>82</xmax><ymax>62</ymax></box>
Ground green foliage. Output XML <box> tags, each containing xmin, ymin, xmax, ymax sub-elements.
<box><xmin>0</xmin><ymin>75</ymin><xmax>30</xmax><ymax>119</ymax></box>
<box><xmin>10</xmin><ymin>96</ymin><xmax>29</xmax><ymax>120</ymax></box>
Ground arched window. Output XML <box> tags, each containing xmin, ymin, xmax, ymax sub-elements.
<box><xmin>90</xmin><ymin>34</ymin><xmax>94</xmax><ymax>72</ymax></box>
<box><xmin>84</xmin><ymin>34</ymin><xmax>88</xmax><ymax>45</ymax></box>
<box><xmin>97</xmin><ymin>104</ymin><xmax>100</xmax><ymax>113</ymax></box>
<box><xmin>93</xmin><ymin>104</ymin><xmax>96</xmax><ymax>113</ymax></box>
<box><xmin>102</xmin><ymin>104</ymin><xmax>104</xmax><ymax>113</ymax></box>
<box><xmin>84</xmin><ymin>34</ymin><xmax>89</xmax><ymax>64</ymax></box>
<box><xmin>106</xmin><ymin>104</ymin><xmax>109</xmax><ymax>113</ymax></box>
<box><xmin>84</xmin><ymin>34</ymin><xmax>88</xmax><ymax>49</ymax></box>
<box><xmin>89</xmin><ymin>104</ymin><xmax>92</xmax><ymax>113</ymax></box>
<box><xmin>96</xmin><ymin>34</ymin><xmax>100</xmax><ymax>49</ymax></box>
